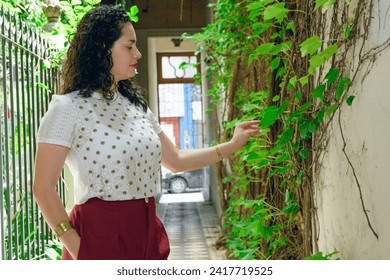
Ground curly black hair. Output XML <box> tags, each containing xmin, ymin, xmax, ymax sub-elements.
<box><xmin>60</xmin><ymin>5</ymin><xmax>147</xmax><ymax>112</ymax></box>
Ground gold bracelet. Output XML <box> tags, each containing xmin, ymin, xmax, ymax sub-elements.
<box><xmin>55</xmin><ymin>220</ymin><xmax>74</xmax><ymax>238</ymax></box>
<box><xmin>216</xmin><ymin>145</ymin><xmax>224</xmax><ymax>161</ymax></box>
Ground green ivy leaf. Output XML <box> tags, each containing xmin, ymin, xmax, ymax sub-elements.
<box><xmin>178</xmin><ymin>61</ymin><xmax>189</xmax><ymax>70</ymax></box>
<box><xmin>225</xmin><ymin>119</ymin><xmax>240</xmax><ymax>130</ymax></box>
<box><xmin>295</xmin><ymin>90</ymin><xmax>302</xmax><ymax>101</ymax></box>
<box><xmin>222</xmin><ymin>176</ymin><xmax>232</xmax><ymax>183</ymax></box>
<box><xmin>346</xmin><ymin>95</ymin><xmax>356</xmax><ymax>106</ymax></box>
<box><xmin>245</xmin><ymin>151</ymin><xmax>269</xmax><ymax>163</ymax></box>
<box><xmin>252</xmin><ymin>21</ymin><xmax>273</xmax><ymax>37</ymax></box>
<box><xmin>255</xmin><ymin>42</ymin><xmax>275</xmax><ymax>55</ymax></box>
<box><xmin>279</xmin><ymin>99</ymin><xmax>289</xmax><ymax>114</ymax></box>
<box><xmin>271</xmin><ymin>41</ymin><xmax>292</xmax><ymax>55</ymax></box>
<box><xmin>282</xmin><ymin>203</ymin><xmax>299</xmax><ymax>214</ymax></box>
<box><xmin>241</xmin><ymin>250</ymin><xmax>256</xmax><ymax>260</ymax></box>
<box><xmin>181</xmin><ymin>32</ymin><xmax>193</xmax><ymax>39</ymax></box>
<box><xmin>36</xmin><ymin>82</ymin><xmax>49</xmax><ymax>91</ymax></box>
<box><xmin>308</xmin><ymin>122</ymin><xmax>318</xmax><ymax>133</ymax></box>
<box><xmin>270</xmin><ymin>32</ymin><xmax>280</xmax><ymax>40</ymax></box>
<box><xmin>260</xmin><ymin>106</ymin><xmax>279</xmax><ymax>128</ymax></box>
<box><xmin>255</xmin><ymin>159</ymin><xmax>271</xmax><ymax>169</ymax></box>
<box><xmin>299</xmin><ymin>102</ymin><xmax>313</xmax><ymax>113</ymax></box>
<box><xmin>299</xmin><ymin>149</ymin><xmax>309</xmax><ymax>159</ymax></box>
<box><xmin>326</xmin><ymin>103</ymin><xmax>339</xmax><ymax>116</ymax></box>
<box><xmin>270</xmin><ymin>57</ymin><xmax>281</xmax><ymax>71</ymax></box>
<box><xmin>251</xmin><ymin>218</ymin><xmax>265</xmax><ymax>238</ymax></box>
<box><xmin>325</xmin><ymin>68</ymin><xmax>340</xmax><ymax>85</ymax></box>
<box><xmin>288</xmin><ymin>76</ymin><xmax>297</xmax><ymax>90</ymax></box>
<box><xmin>309</xmin><ymin>54</ymin><xmax>324</xmax><ymax>74</ymax></box>
<box><xmin>130</xmin><ymin>5</ymin><xmax>139</xmax><ymax>16</ymax></box>
<box><xmin>336</xmin><ymin>77</ymin><xmax>351</xmax><ymax>99</ymax></box>
<box><xmin>249</xmin><ymin>43</ymin><xmax>275</xmax><ymax>63</ymax></box>
<box><xmin>317</xmin><ymin>108</ymin><xmax>325</xmax><ymax>122</ymax></box>
<box><xmin>262</xmin><ymin>226</ymin><xmax>274</xmax><ymax>242</ymax></box>
<box><xmin>285</xmin><ymin>189</ymin><xmax>294</xmax><ymax>203</ymax></box>
<box><xmin>300</xmin><ymin>35</ymin><xmax>322</xmax><ymax>57</ymax></box>
<box><xmin>276</xmin><ymin>66</ymin><xmax>286</xmax><ymax>79</ymax></box>
<box><xmin>278</xmin><ymin>127</ymin><xmax>294</xmax><ymax>144</ymax></box>
<box><xmin>322</xmin><ymin>44</ymin><xmax>339</xmax><ymax>60</ymax></box>
<box><xmin>305</xmin><ymin>251</ymin><xmax>340</xmax><ymax>260</ymax></box>
<box><xmin>299</xmin><ymin>76</ymin><xmax>309</xmax><ymax>86</ymax></box>
<box><xmin>305</xmin><ymin>252</ymin><xmax>329</xmax><ymax>260</ymax></box>
<box><xmin>129</xmin><ymin>5</ymin><xmax>139</xmax><ymax>22</ymax></box>
<box><xmin>314</xmin><ymin>0</ymin><xmax>337</xmax><ymax>12</ymax></box>
<box><xmin>312</xmin><ymin>84</ymin><xmax>326</xmax><ymax>98</ymax></box>
<box><xmin>286</xmin><ymin>21</ymin><xmax>295</xmax><ymax>32</ymax></box>
<box><xmin>263</xmin><ymin>2</ymin><xmax>289</xmax><ymax>23</ymax></box>
<box><xmin>344</xmin><ymin>26</ymin><xmax>351</xmax><ymax>39</ymax></box>
<box><xmin>86</xmin><ymin>0</ymin><xmax>101</xmax><ymax>5</ymax></box>
<box><xmin>247</xmin><ymin>1</ymin><xmax>275</xmax><ymax>20</ymax></box>
<box><xmin>308</xmin><ymin>45</ymin><xmax>338</xmax><ymax>74</ymax></box>
<box><xmin>274</xmin><ymin>152</ymin><xmax>289</xmax><ymax>165</ymax></box>
<box><xmin>299</xmin><ymin>121</ymin><xmax>310</xmax><ymax>139</ymax></box>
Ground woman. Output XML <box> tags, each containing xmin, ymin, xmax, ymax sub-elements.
<box><xmin>33</xmin><ymin>5</ymin><xmax>260</xmax><ymax>260</ymax></box>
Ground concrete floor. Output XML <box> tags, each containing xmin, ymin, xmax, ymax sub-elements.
<box><xmin>157</xmin><ymin>193</ymin><xmax>227</xmax><ymax>260</ymax></box>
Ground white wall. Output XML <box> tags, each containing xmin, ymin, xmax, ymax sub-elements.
<box><xmin>314</xmin><ymin>0</ymin><xmax>390</xmax><ymax>259</ymax></box>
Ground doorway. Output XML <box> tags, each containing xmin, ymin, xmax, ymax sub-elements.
<box><xmin>157</xmin><ymin>52</ymin><xmax>206</xmax><ymax>203</ymax></box>
<box><xmin>147</xmin><ymin>37</ymin><xmax>209</xmax><ymax>203</ymax></box>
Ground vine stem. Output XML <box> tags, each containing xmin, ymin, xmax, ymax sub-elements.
<box><xmin>337</xmin><ymin>109</ymin><xmax>379</xmax><ymax>239</ymax></box>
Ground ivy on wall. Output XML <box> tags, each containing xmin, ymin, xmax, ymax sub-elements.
<box><xmin>186</xmin><ymin>0</ymin><xmax>385</xmax><ymax>259</ymax></box>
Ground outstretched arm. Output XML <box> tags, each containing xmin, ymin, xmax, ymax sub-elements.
<box><xmin>160</xmin><ymin>120</ymin><xmax>260</xmax><ymax>173</ymax></box>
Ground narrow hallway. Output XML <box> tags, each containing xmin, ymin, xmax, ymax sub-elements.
<box><xmin>157</xmin><ymin>194</ymin><xmax>226</xmax><ymax>260</ymax></box>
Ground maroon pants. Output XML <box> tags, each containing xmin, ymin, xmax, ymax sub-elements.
<box><xmin>62</xmin><ymin>197</ymin><xmax>170</xmax><ymax>260</ymax></box>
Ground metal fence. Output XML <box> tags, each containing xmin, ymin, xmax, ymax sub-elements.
<box><xmin>0</xmin><ymin>6</ymin><xmax>65</xmax><ymax>260</ymax></box>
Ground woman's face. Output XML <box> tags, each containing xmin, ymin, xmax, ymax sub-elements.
<box><xmin>110</xmin><ymin>23</ymin><xmax>142</xmax><ymax>84</ymax></box>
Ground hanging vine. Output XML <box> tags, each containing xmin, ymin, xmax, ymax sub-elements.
<box><xmin>187</xmin><ymin>0</ymin><xmax>388</xmax><ymax>259</ymax></box>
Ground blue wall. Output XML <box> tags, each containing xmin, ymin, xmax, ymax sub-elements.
<box><xmin>179</xmin><ymin>84</ymin><xmax>195</xmax><ymax>150</ymax></box>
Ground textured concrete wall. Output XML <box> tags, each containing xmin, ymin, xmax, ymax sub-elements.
<box><xmin>314</xmin><ymin>0</ymin><xmax>390</xmax><ymax>259</ymax></box>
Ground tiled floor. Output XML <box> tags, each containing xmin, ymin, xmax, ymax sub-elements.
<box><xmin>157</xmin><ymin>194</ymin><xmax>227</xmax><ymax>260</ymax></box>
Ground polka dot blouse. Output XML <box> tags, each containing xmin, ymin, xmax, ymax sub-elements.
<box><xmin>37</xmin><ymin>91</ymin><xmax>162</xmax><ymax>204</ymax></box>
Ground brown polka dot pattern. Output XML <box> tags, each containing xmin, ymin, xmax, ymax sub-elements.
<box><xmin>38</xmin><ymin>91</ymin><xmax>162</xmax><ymax>204</ymax></box>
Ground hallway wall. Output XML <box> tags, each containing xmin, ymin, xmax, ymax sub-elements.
<box><xmin>314</xmin><ymin>0</ymin><xmax>390</xmax><ymax>259</ymax></box>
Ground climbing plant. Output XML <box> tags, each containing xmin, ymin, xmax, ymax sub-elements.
<box><xmin>1</xmin><ymin>0</ymin><xmax>48</xmax><ymax>27</ymax></box>
<box><xmin>186</xmin><ymin>0</ymin><xmax>385</xmax><ymax>259</ymax></box>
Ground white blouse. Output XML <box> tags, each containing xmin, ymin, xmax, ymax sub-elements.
<box><xmin>37</xmin><ymin>91</ymin><xmax>163</xmax><ymax>204</ymax></box>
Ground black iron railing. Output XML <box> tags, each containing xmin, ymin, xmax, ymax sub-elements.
<box><xmin>1</xmin><ymin>6</ymin><xmax>64</xmax><ymax>260</ymax></box>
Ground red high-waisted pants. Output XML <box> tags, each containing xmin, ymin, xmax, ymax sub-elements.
<box><xmin>62</xmin><ymin>197</ymin><xmax>170</xmax><ymax>260</ymax></box>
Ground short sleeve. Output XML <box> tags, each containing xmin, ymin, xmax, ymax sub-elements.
<box><xmin>37</xmin><ymin>95</ymin><xmax>77</xmax><ymax>148</ymax></box>
<box><xmin>147</xmin><ymin>108</ymin><xmax>162</xmax><ymax>134</ymax></box>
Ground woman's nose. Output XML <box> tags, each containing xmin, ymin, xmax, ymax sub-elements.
<box><xmin>134</xmin><ymin>47</ymin><xmax>142</xmax><ymax>60</ymax></box>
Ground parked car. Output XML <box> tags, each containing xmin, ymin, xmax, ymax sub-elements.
<box><xmin>162</xmin><ymin>168</ymin><xmax>204</xmax><ymax>193</ymax></box>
